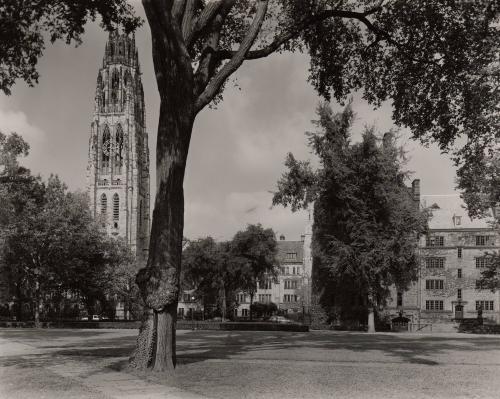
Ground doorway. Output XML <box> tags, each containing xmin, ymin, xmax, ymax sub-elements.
<box><xmin>455</xmin><ymin>304</ymin><xmax>464</xmax><ymax>319</ymax></box>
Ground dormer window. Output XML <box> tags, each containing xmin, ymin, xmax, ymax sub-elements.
<box><xmin>453</xmin><ymin>215</ymin><xmax>461</xmax><ymax>226</ymax></box>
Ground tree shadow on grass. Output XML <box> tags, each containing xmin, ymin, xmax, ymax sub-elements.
<box><xmin>2</xmin><ymin>329</ymin><xmax>500</xmax><ymax>378</ymax></box>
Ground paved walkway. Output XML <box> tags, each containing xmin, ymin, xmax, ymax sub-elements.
<box><xmin>1</xmin><ymin>328</ymin><xmax>500</xmax><ymax>398</ymax></box>
<box><xmin>0</xmin><ymin>329</ymin><xmax>205</xmax><ymax>399</ymax></box>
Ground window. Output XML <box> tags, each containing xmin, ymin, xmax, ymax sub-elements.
<box><xmin>238</xmin><ymin>294</ymin><xmax>246</xmax><ymax>303</ymax></box>
<box><xmin>113</xmin><ymin>193</ymin><xmax>119</xmax><ymax>221</ymax></box>
<box><xmin>139</xmin><ymin>200</ymin><xmax>142</xmax><ymax>227</ymax></box>
<box><xmin>258</xmin><ymin>294</ymin><xmax>271</xmax><ymax>303</ymax></box>
<box><xmin>457</xmin><ymin>289</ymin><xmax>462</xmax><ymax>300</ymax></box>
<box><xmin>242</xmin><ymin>309</ymin><xmax>248</xmax><ymax>317</ymax></box>
<box><xmin>101</xmin><ymin>126</ymin><xmax>111</xmax><ymax>173</ymax></box>
<box><xmin>476</xmin><ymin>257</ymin><xmax>491</xmax><ymax>269</ymax></box>
<box><xmin>178</xmin><ymin>308</ymin><xmax>184</xmax><ymax>317</ymax></box>
<box><xmin>426</xmin><ymin>257</ymin><xmax>445</xmax><ymax>268</ymax></box>
<box><xmin>259</xmin><ymin>279</ymin><xmax>271</xmax><ymax>290</ymax></box>
<box><xmin>476</xmin><ymin>301</ymin><xmax>494</xmax><ymax>311</ymax></box>
<box><xmin>397</xmin><ymin>292</ymin><xmax>403</xmax><ymax>307</ymax></box>
<box><xmin>457</xmin><ymin>247</ymin><xmax>462</xmax><ymax>258</ymax></box>
<box><xmin>475</xmin><ymin>280</ymin><xmax>485</xmax><ymax>289</ymax></box>
<box><xmin>286</xmin><ymin>252</ymin><xmax>297</xmax><ymax>260</ymax></box>
<box><xmin>476</xmin><ymin>235</ymin><xmax>491</xmax><ymax>246</ymax></box>
<box><xmin>425</xmin><ymin>280</ymin><xmax>444</xmax><ymax>290</ymax></box>
<box><xmin>111</xmin><ymin>69</ymin><xmax>120</xmax><ymax>104</ymax></box>
<box><xmin>100</xmin><ymin>194</ymin><xmax>107</xmax><ymax>216</ymax></box>
<box><xmin>284</xmin><ymin>280</ymin><xmax>298</xmax><ymax>289</ymax></box>
<box><xmin>453</xmin><ymin>215</ymin><xmax>462</xmax><ymax>226</ymax></box>
<box><xmin>114</xmin><ymin>125</ymin><xmax>124</xmax><ymax>173</ymax></box>
<box><xmin>457</xmin><ymin>269</ymin><xmax>462</xmax><ymax>278</ymax></box>
<box><xmin>292</xmin><ymin>267</ymin><xmax>296</xmax><ymax>275</ymax></box>
<box><xmin>283</xmin><ymin>294</ymin><xmax>298</xmax><ymax>303</ymax></box>
<box><xmin>426</xmin><ymin>300</ymin><xmax>444</xmax><ymax>311</ymax></box>
<box><xmin>426</xmin><ymin>236</ymin><xmax>444</xmax><ymax>247</ymax></box>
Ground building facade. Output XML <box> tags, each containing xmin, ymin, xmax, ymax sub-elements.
<box><xmin>234</xmin><ymin>226</ymin><xmax>313</xmax><ymax>319</ymax></box>
<box><xmin>386</xmin><ymin>194</ymin><xmax>500</xmax><ymax>324</ymax></box>
<box><xmin>86</xmin><ymin>31</ymin><xmax>150</xmax><ymax>260</ymax></box>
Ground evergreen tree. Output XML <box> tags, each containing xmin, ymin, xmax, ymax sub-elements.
<box><xmin>273</xmin><ymin>103</ymin><xmax>428</xmax><ymax>332</ymax></box>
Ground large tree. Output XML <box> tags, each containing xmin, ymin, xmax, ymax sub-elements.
<box><xmin>2</xmin><ymin>0</ymin><xmax>499</xmax><ymax>373</ymax></box>
<box><xmin>273</xmin><ymin>103</ymin><xmax>428</xmax><ymax>332</ymax></box>
<box><xmin>131</xmin><ymin>0</ymin><xmax>498</xmax><ymax>372</ymax></box>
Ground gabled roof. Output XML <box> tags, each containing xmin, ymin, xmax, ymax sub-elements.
<box><xmin>421</xmin><ymin>194</ymin><xmax>494</xmax><ymax>230</ymax></box>
<box><xmin>277</xmin><ymin>240</ymin><xmax>304</xmax><ymax>263</ymax></box>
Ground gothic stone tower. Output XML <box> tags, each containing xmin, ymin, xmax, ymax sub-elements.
<box><xmin>87</xmin><ymin>31</ymin><xmax>150</xmax><ymax>260</ymax></box>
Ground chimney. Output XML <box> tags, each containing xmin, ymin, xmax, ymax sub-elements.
<box><xmin>412</xmin><ymin>179</ymin><xmax>420</xmax><ymax>205</ymax></box>
<box><xmin>382</xmin><ymin>132</ymin><xmax>393</xmax><ymax>149</ymax></box>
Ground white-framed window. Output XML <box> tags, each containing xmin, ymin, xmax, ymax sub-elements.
<box><xmin>426</xmin><ymin>257</ymin><xmax>445</xmax><ymax>268</ymax></box>
<box><xmin>475</xmin><ymin>257</ymin><xmax>491</xmax><ymax>269</ymax></box>
<box><xmin>286</xmin><ymin>252</ymin><xmax>297</xmax><ymax>260</ymax></box>
<box><xmin>425</xmin><ymin>280</ymin><xmax>444</xmax><ymax>290</ymax></box>
<box><xmin>426</xmin><ymin>300</ymin><xmax>444</xmax><ymax>311</ymax></box>
<box><xmin>476</xmin><ymin>235</ymin><xmax>491</xmax><ymax>246</ymax></box>
<box><xmin>426</xmin><ymin>236</ymin><xmax>444</xmax><ymax>247</ymax></box>
<box><xmin>242</xmin><ymin>309</ymin><xmax>248</xmax><ymax>317</ymax></box>
<box><xmin>476</xmin><ymin>301</ymin><xmax>494</xmax><ymax>311</ymax></box>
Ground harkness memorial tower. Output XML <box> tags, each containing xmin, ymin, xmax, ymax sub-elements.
<box><xmin>86</xmin><ymin>31</ymin><xmax>150</xmax><ymax>260</ymax></box>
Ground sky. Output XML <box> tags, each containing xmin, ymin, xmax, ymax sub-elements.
<box><xmin>0</xmin><ymin>3</ymin><xmax>459</xmax><ymax>242</ymax></box>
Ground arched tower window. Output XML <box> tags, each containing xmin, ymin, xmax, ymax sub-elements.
<box><xmin>111</xmin><ymin>69</ymin><xmax>120</xmax><ymax>106</ymax></box>
<box><xmin>139</xmin><ymin>200</ymin><xmax>142</xmax><ymax>227</ymax></box>
<box><xmin>115</xmin><ymin>124</ymin><xmax>124</xmax><ymax>174</ymax></box>
<box><xmin>101</xmin><ymin>126</ymin><xmax>111</xmax><ymax>173</ymax></box>
<box><xmin>113</xmin><ymin>193</ymin><xmax>119</xmax><ymax>221</ymax></box>
<box><xmin>100</xmin><ymin>193</ymin><xmax>107</xmax><ymax>216</ymax></box>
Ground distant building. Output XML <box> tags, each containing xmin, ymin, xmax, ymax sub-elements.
<box><xmin>86</xmin><ymin>31</ymin><xmax>151</xmax><ymax>319</ymax></box>
<box><xmin>235</xmin><ymin>224</ymin><xmax>313</xmax><ymax>319</ymax></box>
<box><xmin>86</xmin><ymin>31</ymin><xmax>150</xmax><ymax>261</ymax></box>
<box><xmin>386</xmin><ymin>194</ymin><xmax>500</xmax><ymax>324</ymax></box>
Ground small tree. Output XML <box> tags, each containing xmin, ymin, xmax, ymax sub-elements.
<box><xmin>273</xmin><ymin>104</ymin><xmax>428</xmax><ymax>332</ymax></box>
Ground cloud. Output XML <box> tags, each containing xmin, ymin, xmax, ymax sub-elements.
<box><xmin>0</xmin><ymin>104</ymin><xmax>47</xmax><ymax>175</ymax></box>
<box><xmin>0</xmin><ymin>106</ymin><xmax>45</xmax><ymax>145</ymax></box>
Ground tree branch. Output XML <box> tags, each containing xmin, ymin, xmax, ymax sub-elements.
<box><xmin>181</xmin><ymin>0</ymin><xmax>197</xmax><ymax>41</ymax></box>
<box><xmin>194</xmin><ymin>0</ymin><xmax>269</xmax><ymax>113</ymax></box>
<box><xmin>172</xmin><ymin>0</ymin><xmax>186</xmax><ymax>23</ymax></box>
<box><xmin>186</xmin><ymin>0</ymin><xmax>235</xmax><ymax>47</ymax></box>
<box><xmin>217</xmin><ymin>7</ymin><xmax>384</xmax><ymax>61</ymax></box>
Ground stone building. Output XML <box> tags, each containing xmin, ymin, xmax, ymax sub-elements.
<box><xmin>386</xmin><ymin>194</ymin><xmax>500</xmax><ymax>324</ymax></box>
<box><xmin>86</xmin><ymin>31</ymin><xmax>150</xmax><ymax>260</ymax></box>
<box><xmin>234</xmin><ymin>222</ymin><xmax>313</xmax><ymax>319</ymax></box>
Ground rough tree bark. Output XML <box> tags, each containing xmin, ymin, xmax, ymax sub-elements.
<box><xmin>131</xmin><ymin>0</ymin><xmax>195</xmax><ymax>373</ymax></box>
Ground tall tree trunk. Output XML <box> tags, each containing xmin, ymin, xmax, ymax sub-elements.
<box><xmin>367</xmin><ymin>294</ymin><xmax>376</xmax><ymax>333</ymax></box>
<box><xmin>132</xmin><ymin>0</ymin><xmax>195</xmax><ymax>374</ymax></box>
<box><xmin>34</xmin><ymin>280</ymin><xmax>40</xmax><ymax>328</ymax></box>
<box><xmin>221</xmin><ymin>285</ymin><xmax>226</xmax><ymax>321</ymax></box>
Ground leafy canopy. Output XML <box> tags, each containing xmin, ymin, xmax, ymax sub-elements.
<box><xmin>0</xmin><ymin>0</ymin><xmax>141</xmax><ymax>94</ymax></box>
